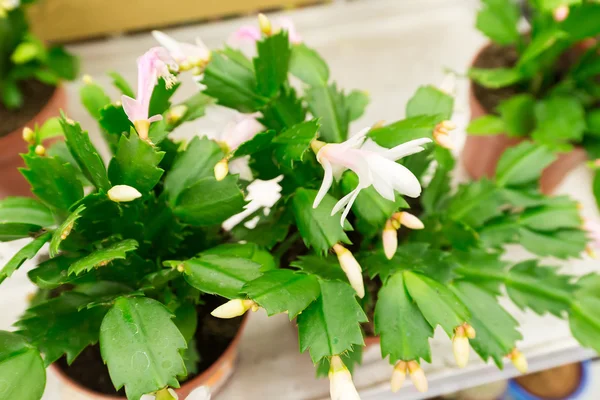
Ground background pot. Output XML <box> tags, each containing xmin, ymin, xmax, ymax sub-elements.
<box><xmin>49</xmin><ymin>314</ymin><xmax>249</xmax><ymax>400</ymax></box>
<box><xmin>462</xmin><ymin>45</ymin><xmax>588</xmax><ymax>194</ymax></box>
<box><xmin>0</xmin><ymin>85</ymin><xmax>67</xmax><ymax>199</ymax></box>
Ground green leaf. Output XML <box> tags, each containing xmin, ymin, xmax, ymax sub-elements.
<box><xmin>594</xmin><ymin>170</ymin><xmax>600</xmax><ymax>211</ymax></box>
<box><xmin>469</xmin><ymin>67</ymin><xmax>523</xmax><ymax>89</ymax></box>
<box><xmin>174</xmin><ymin>302</ymin><xmax>198</xmax><ymax>344</ymax></box>
<box><xmin>0</xmin><ymin>197</ymin><xmax>54</xmax><ymax>227</ymax></box>
<box><xmin>244</xmin><ymin>270</ymin><xmax>320</xmax><ymax>319</ymax></box>
<box><xmin>466</xmin><ymin>115</ymin><xmax>506</xmax><ymax>135</ymax></box>
<box><xmin>297</xmin><ymin>280</ymin><xmax>367</xmax><ymax>362</ymax></box>
<box><xmin>273</xmin><ymin>119</ymin><xmax>320</xmax><ymax>167</ymax></box>
<box><xmin>254</xmin><ymin>31</ymin><xmax>290</xmax><ymax>97</ymax></box>
<box><xmin>28</xmin><ymin>255</ymin><xmax>91</xmax><ymax>289</ymax></box>
<box><xmin>569</xmin><ymin>275</ymin><xmax>600</xmax><ymax>353</ymax></box>
<box><xmin>0</xmin><ymin>223</ymin><xmax>40</xmax><ymax>242</ymax></box>
<box><xmin>230</xmin><ymin>211</ymin><xmax>290</xmax><ymax>250</ymax></box>
<box><xmin>46</xmin><ymin>46</ymin><xmax>78</xmax><ymax>80</ymax></box>
<box><xmin>49</xmin><ymin>204</ymin><xmax>86</xmax><ymax>257</ymax></box>
<box><xmin>448</xmin><ymin>180</ymin><xmax>504</xmax><ymax>227</ymax></box>
<box><xmin>497</xmin><ymin>94</ymin><xmax>536</xmax><ymax>137</ymax></box>
<box><xmin>316</xmin><ymin>345</ymin><xmax>362</xmax><ymax>377</ymax></box>
<box><xmin>21</xmin><ymin>153</ymin><xmax>84</xmax><ymax>214</ymax></box>
<box><xmin>519</xmin><ymin>196</ymin><xmax>582</xmax><ymax>231</ymax></box>
<box><xmin>532</xmin><ymin>95</ymin><xmax>586</xmax><ymax>145</ymax></box>
<box><xmin>495</xmin><ymin>142</ymin><xmax>556</xmax><ymax>187</ymax></box>
<box><xmin>164</xmin><ymin>136</ymin><xmax>223</xmax><ymax>203</ymax></box>
<box><xmin>108</xmin><ymin>71</ymin><xmax>135</xmax><ymax>98</ymax></box>
<box><xmin>404</xmin><ymin>271</ymin><xmax>469</xmax><ymax>336</ymax></box>
<box><xmin>234</xmin><ymin>130</ymin><xmax>276</xmax><ymax>157</ymax></box>
<box><xmin>368</xmin><ymin>114</ymin><xmax>440</xmax><ymax>148</ymax></box>
<box><xmin>292</xmin><ymin>188</ymin><xmax>351</xmax><ymax>255</ymax></box>
<box><xmin>108</xmin><ymin>133</ymin><xmax>165</xmax><ymax>193</ymax></box>
<box><xmin>99</xmin><ymin>104</ymin><xmax>132</xmax><ymax>135</ymax></box>
<box><xmin>406</xmin><ymin>85</ymin><xmax>453</xmax><ymax>119</ymax></box>
<box><xmin>587</xmin><ymin>109</ymin><xmax>600</xmax><ymax>137</ymax></box>
<box><xmin>561</xmin><ymin>2</ymin><xmax>600</xmax><ymax>40</ymax></box>
<box><xmin>422</xmin><ymin>153</ymin><xmax>455</xmax><ymax>213</ymax></box>
<box><xmin>173</xmin><ymin>175</ymin><xmax>246</xmax><ymax>226</ymax></box>
<box><xmin>171</xmin><ymin>92</ymin><xmax>214</xmax><ymax>127</ymax></box>
<box><xmin>100</xmin><ymin>297</ymin><xmax>186</xmax><ymax>400</ymax></box>
<box><xmin>17</xmin><ymin>292</ymin><xmax>107</xmax><ymax>365</ymax></box>
<box><xmin>519</xmin><ymin>227</ymin><xmax>587</xmax><ymax>259</ymax></box>
<box><xmin>68</xmin><ymin>239</ymin><xmax>139</xmax><ymax>276</ymax></box>
<box><xmin>476</xmin><ymin>0</ymin><xmax>520</xmax><ymax>45</ymax></box>
<box><xmin>289</xmin><ymin>44</ymin><xmax>329</xmax><ymax>86</ymax></box>
<box><xmin>452</xmin><ymin>282</ymin><xmax>521</xmax><ymax>367</ymax></box>
<box><xmin>346</xmin><ymin>90</ymin><xmax>369</xmax><ymax>122</ymax></box>
<box><xmin>374</xmin><ymin>272</ymin><xmax>433</xmax><ymax>363</ymax></box>
<box><xmin>149</xmin><ymin>78</ymin><xmax>180</xmax><ymax>117</ymax></box>
<box><xmin>38</xmin><ymin>117</ymin><xmax>65</xmax><ymax>142</ymax></box>
<box><xmin>0</xmin><ymin>331</ymin><xmax>46</xmax><ymax>400</ymax></box>
<box><xmin>306</xmin><ymin>83</ymin><xmax>348</xmax><ymax>143</ymax></box>
<box><xmin>0</xmin><ymin>232</ymin><xmax>51</xmax><ymax>284</ymax></box>
<box><xmin>60</xmin><ymin>117</ymin><xmax>110</xmax><ymax>191</ymax></box>
<box><xmin>259</xmin><ymin>85</ymin><xmax>306</xmax><ymax>131</ymax></box>
<box><xmin>11</xmin><ymin>40</ymin><xmax>45</xmax><ymax>64</ymax></box>
<box><xmin>290</xmin><ymin>255</ymin><xmax>347</xmax><ymax>282</ymax></box>
<box><xmin>173</xmin><ymin>254</ymin><xmax>262</xmax><ymax>299</ymax></box>
<box><xmin>518</xmin><ymin>29</ymin><xmax>568</xmax><ymax>69</ymax></box>
<box><xmin>80</xmin><ymin>82</ymin><xmax>112</xmax><ymax>120</ymax></box>
<box><xmin>202</xmin><ymin>51</ymin><xmax>265</xmax><ymax>113</ymax></box>
<box><xmin>202</xmin><ymin>242</ymin><xmax>277</xmax><ymax>272</ymax></box>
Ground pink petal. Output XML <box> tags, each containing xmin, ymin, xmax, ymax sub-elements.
<box><xmin>277</xmin><ymin>17</ymin><xmax>302</xmax><ymax>44</ymax></box>
<box><xmin>230</xmin><ymin>26</ymin><xmax>261</xmax><ymax>43</ymax></box>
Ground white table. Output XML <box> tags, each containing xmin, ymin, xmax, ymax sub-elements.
<box><xmin>1</xmin><ymin>0</ymin><xmax>598</xmax><ymax>398</ymax></box>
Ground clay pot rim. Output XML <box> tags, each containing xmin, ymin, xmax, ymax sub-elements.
<box><xmin>0</xmin><ymin>84</ymin><xmax>65</xmax><ymax>142</ymax></box>
<box><xmin>49</xmin><ymin>313</ymin><xmax>250</xmax><ymax>399</ymax></box>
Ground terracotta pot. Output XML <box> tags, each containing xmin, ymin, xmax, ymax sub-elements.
<box><xmin>462</xmin><ymin>45</ymin><xmax>588</xmax><ymax>194</ymax></box>
<box><xmin>0</xmin><ymin>85</ymin><xmax>67</xmax><ymax>199</ymax></box>
<box><xmin>364</xmin><ymin>335</ymin><xmax>380</xmax><ymax>348</ymax></box>
<box><xmin>49</xmin><ymin>315</ymin><xmax>249</xmax><ymax>400</ymax></box>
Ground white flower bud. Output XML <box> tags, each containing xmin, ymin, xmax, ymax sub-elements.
<box><xmin>329</xmin><ymin>356</ymin><xmax>360</xmax><ymax>400</ymax></box>
<box><xmin>391</xmin><ymin>361</ymin><xmax>407</xmax><ymax>392</ymax></box>
<box><xmin>82</xmin><ymin>74</ymin><xmax>94</xmax><ymax>84</ymax></box>
<box><xmin>211</xmin><ymin>299</ymin><xmax>255</xmax><ymax>319</ymax></box>
<box><xmin>509</xmin><ymin>349</ymin><xmax>528</xmax><ymax>374</ymax></box>
<box><xmin>408</xmin><ymin>361</ymin><xmax>428</xmax><ymax>393</ymax></box>
<box><xmin>258</xmin><ymin>13</ymin><xmax>272</xmax><ymax>36</ymax></box>
<box><xmin>396</xmin><ymin>211</ymin><xmax>424</xmax><ymax>230</ymax></box>
<box><xmin>34</xmin><ymin>145</ymin><xmax>46</xmax><ymax>156</ymax></box>
<box><xmin>333</xmin><ymin>244</ymin><xmax>365</xmax><ymax>298</ymax></box>
<box><xmin>383</xmin><ymin>219</ymin><xmax>398</xmax><ymax>260</ymax></box>
<box><xmin>22</xmin><ymin>127</ymin><xmax>35</xmax><ymax>143</ymax></box>
<box><xmin>453</xmin><ymin>329</ymin><xmax>470</xmax><ymax>368</ymax></box>
<box><xmin>433</xmin><ymin>121</ymin><xmax>455</xmax><ymax>150</ymax></box>
<box><xmin>465</xmin><ymin>324</ymin><xmax>476</xmax><ymax>339</ymax></box>
<box><xmin>167</xmin><ymin>105</ymin><xmax>188</xmax><ymax>124</ymax></box>
<box><xmin>214</xmin><ymin>159</ymin><xmax>229</xmax><ymax>181</ymax></box>
<box><xmin>107</xmin><ymin>185</ymin><xmax>142</xmax><ymax>203</ymax></box>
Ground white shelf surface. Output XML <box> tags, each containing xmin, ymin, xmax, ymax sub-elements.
<box><xmin>1</xmin><ymin>0</ymin><xmax>598</xmax><ymax>398</ymax></box>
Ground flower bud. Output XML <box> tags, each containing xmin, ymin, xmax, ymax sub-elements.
<box><xmin>258</xmin><ymin>13</ymin><xmax>272</xmax><ymax>36</ymax></box>
<box><xmin>34</xmin><ymin>145</ymin><xmax>46</xmax><ymax>156</ymax></box>
<box><xmin>408</xmin><ymin>361</ymin><xmax>428</xmax><ymax>393</ymax></box>
<box><xmin>214</xmin><ymin>158</ymin><xmax>229</xmax><ymax>181</ymax></box>
<box><xmin>553</xmin><ymin>5</ymin><xmax>569</xmax><ymax>21</ymax></box>
<box><xmin>22</xmin><ymin>127</ymin><xmax>35</xmax><ymax>144</ymax></box>
<box><xmin>433</xmin><ymin>121</ymin><xmax>455</xmax><ymax>150</ymax></box>
<box><xmin>453</xmin><ymin>326</ymin><xmax>470</xmax><ymax>368</ymax></box>
<box><xmin>107</xmin><ymin>185</ymin><xmax>142</xmax><ymax>203</ymax></box>
<box><xmin>509</xmin><ymin>349</ymin><xmax>528</xmax><ymax>374</ymax></box>
<box><xmin>392</xmin><ymin>211</ymin><xmax>424</xmax><ymax>230</ymax></box>
<box><xmin>383</xmin><ymin>219</ymin><xmax>398</xmax><ymax>260</ymax></box>
<box><xmin>310</xmin><ymin>139</ymin><xmax>326</xmax><ymax>154</ymax></box>
<box><xmin>329</xmin><ymin>356</ymin><xmax>360</xmax><ymax>400</ymax></box>
<box><xmin>211</xmin><ymin>299</ymin><xmax>256</xmax><ymax>319</ymax></box>
<box><xmin>82</xmin><ymin>74</ymin><xmax>94</xmax><ymax>84</ymax></box>
<box><xmin>391</xmin><ymin>361</ymin><xmax>407</xmax><ymax>392</ymax></box>
<box><xmin>333</xmin><ymin>244</ymin><xmax>365</xmax><ymax>298</ymax></box>
<box><xmin>465</xmin><ymin>324</ymin><xmax>476</xmax><ymax>339</ymax></box>
<box><xmin>166</xmin><ymin>105</ymin><xmax>188</xmax><ymax>124</ymax></box>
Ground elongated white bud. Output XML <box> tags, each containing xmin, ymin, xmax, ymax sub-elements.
<box><xmin>211</xmin><ymin>299</ymin><xmax>255</xmax><ymax>319</ymax></box>
<box><xmin>333</xmin><ymin>244</ymin><xmax>365</xmax><ymax>298</ymax></box>
<box><xmin>391</xmin><ymin>361</ymin><xmax>407</xmax><ymax>392</ymax></box>
<box><xmin>329</xmin><ymin>356</ymin><xmax>361</xmax><ymax>400</ymax></box>
<box><xmin>258</xmin><ymin>13</ymin><xmax>272</xmax><ymax>36</ymax></box>
<box><xmin>34</xmin><ymin>145</ymin><xmax>46</xmax><ymax>156</ymax></box>
<box><xmin>383</xmin><ymin>219</ymin><xmax>398</xmax><ymax>260</ymax></box>
<box><xmin>453</xmin><ymin>326</ymin><xmax>470</xmax><ymax>368</ymax></box>
<box><xmin>392</xmin><ymin>211</ymin><xmax>424</xmax><ymax>230</ymax></box>
<box><xmin>108</xmin><ymin>185</ymin><xmax>142</xmax><ymax>202</ymax></box>
<box><xmin>509</xmin><ymin>349</ymin><xmax>528</xmax><ymax>374</ymax></box>
<box><xmin>22</xmin><ymin>127</ymin><xmax>35</xmax><ymax>143</ymax></box>
<box><xmin>214</xmin><ymin>159</ymin><xmax>229</xmax><ymax>181</ymax></box>
<box><xmin>408</xmin><ymin>361</ymin><xmax>428</xmax><ymax>393</ymax></box>
<box><xmin>166</xmin><ymin>105</ymin><xmax>188</xmax><ymax>124</ymax></box>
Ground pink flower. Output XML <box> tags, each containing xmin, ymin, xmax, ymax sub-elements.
<box><xmin>229</xmin><ymin>16</ymin><xmax>302</xmax><ymax>47</ymax></box>
<box><xmin>122</xmin><ymin>47</ymin><xmax>178</xmax><ymax>140</ymax></box>
<box><xmin>152</xmin><ymin>30</ymin><xmax>211</xmax><ymax>71</ymax></box>
<box><xmin>585</xmin><ymin>220</ymin><xmax>600</xmax><ymax>248</ymax></box>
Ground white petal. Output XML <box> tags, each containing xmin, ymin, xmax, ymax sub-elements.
<box><xmin>384</xmin><ymin>138</ymin><xmax>432</xmax><ymax>160</ymax></box>
<box><xmin>107</xmin><ymin>185</ymin><xmax>142</xmax><ymax>202</ymax></box>
<box><xmin>314</xmin><ymin>158</ymin><xmax>334</xmax><ymax>208</ymax></box>
<box><xmin>140</xmin><ymin>395</ymin><xmax>156</xmax><ymax>400</ymax></box>
<box><xmin>339</xmin><ymin>188</ymin><xmax>361</xmax><ymax>227</ymax></box>
<box><xmin>152</xmin><ymin>31</ymin><xmax>181</xmax><ymax>55</ymax></box>
<box><xmin>341</xmin><ymin>126</ymin><xmax>371</xmax><ymax>150</ymax></box>
<box><xmin>186</xmin><ymin>386</ymin><xmax>211</xmax><ymax>400</ymax></box>
<box><xmin>331</xmin><ymin>188</ymin><xmax>358</xmax><ymax>215</ymax></box>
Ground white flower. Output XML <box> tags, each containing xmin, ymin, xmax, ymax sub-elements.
<box><xmin>313</xmin><ymin>127</ymin><xmax>431</xmax><ymax>225</ymax></box>
<box><xmin>141</xmin><ymin>386</ymin><xmax>211</xmax><ymax>400</ymax></box>
<box><xmin>329</xmin><ymin>356</ymin><xmax>361</xmax><ymax>400</ymax></box>
<box><xmin>107</xmin><ymin>185</ymin><xmax>142</xmax><ymax>202</ymax></box>
<box><xmin>222</xmin><ymin>176</ymin><xmax>283</xmax><ymax>231</ymax></box>
<box><xmin>211</xmin><ymin>299</ymin><xmax>257</xmax><ymax>319</ymax></box>
<box><xmin>152</xmin><ymin>31</ymin><xmax>211</xmax><ymax>71</ymax></box>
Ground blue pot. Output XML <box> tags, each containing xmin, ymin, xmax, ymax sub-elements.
<box><xmin>505</xmin><ymin>360</ymin><xmax>591</xmax><ymax>400</ymax></box>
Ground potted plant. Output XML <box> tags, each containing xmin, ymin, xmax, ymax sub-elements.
<box><xmin>0</xmin><ymin>0</ymin><xmax>78</xmax><ymax>198</ymax></box>
<box><xmin>172</xmin><ymin>14</ymin><xmax>599</xmax><ymax>399</ymax></box>
<box><xmin>462</xmin><ymin>0</ymin><xmax>600</xmax><ymax>195</ymax></box>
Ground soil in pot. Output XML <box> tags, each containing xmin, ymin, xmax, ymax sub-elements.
<box><xmin>514</xmin><ymin>362</ymin><xmax>582</xmax><ymax>399</ymax></box>
<box><xmin>0</xmin><ymin>80</ymin><xmax>56</xmax><ymax>137</ymax></box>
<box><xmin>55</xmin><ymin>295</ymin><xmax>244</xmax><ymax>396</ymax></box>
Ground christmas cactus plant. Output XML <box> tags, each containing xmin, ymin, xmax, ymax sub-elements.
<box><xmin>0</xmin><ymin>0</ymin><xmax>77</xmax><ymax>109</ymax></box>
<box><xmin>0</xmin><ymin>12</ymin><xmax>599</xmax><ymax>400</ymax></box>
<box><xmin>466</xmin><ymin>0</ymin><xmax>600</xmax><ymax>197</ymax></box>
